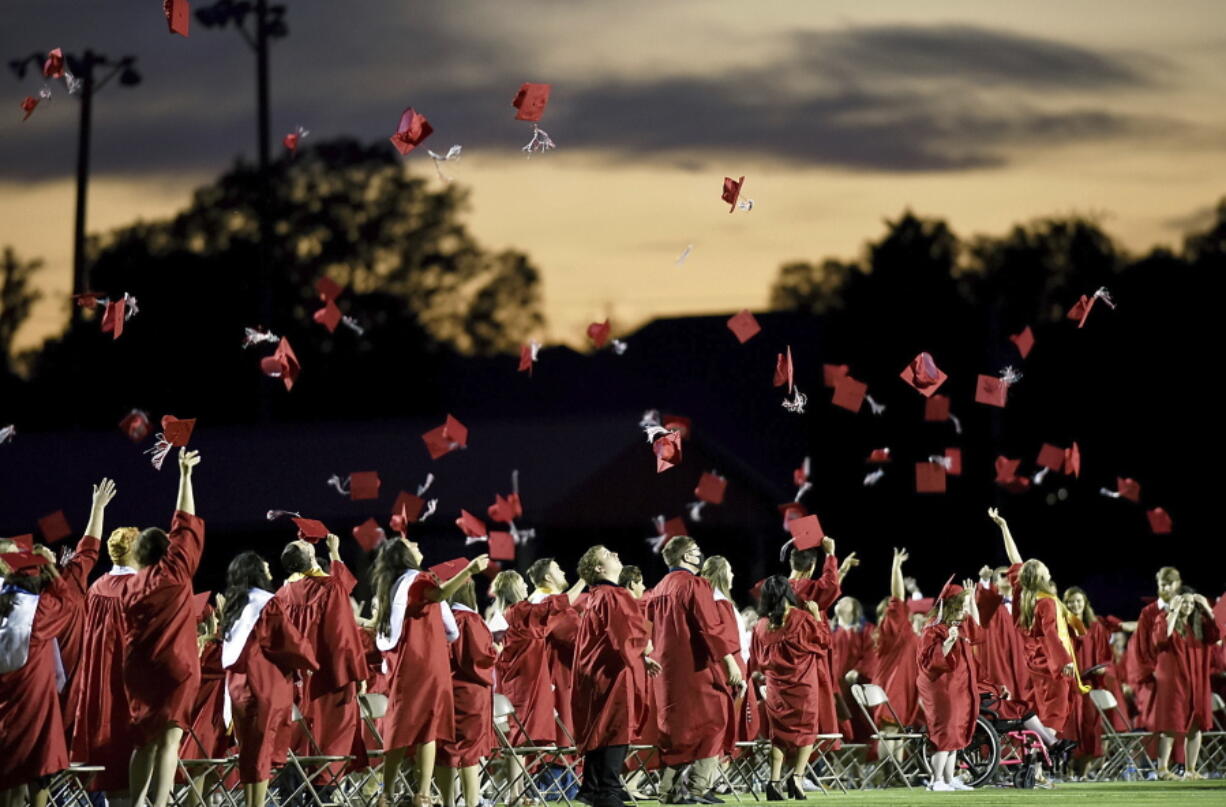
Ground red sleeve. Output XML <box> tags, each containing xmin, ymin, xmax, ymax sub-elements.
<box><xmin>1101</xmin><ymin>614</ymin><xmax>1123</xmax><ymax>633</ymax></box>
<box><xmin>164</xmin><ymin>511</ymin><xmax>205</xmax><ymax>583</ymax></box>
<box><xmin>1202</xmin><ymin>612</ymin><xmax>1220</xmax><ymax>645</ymax></box>
<box><xmin>1034</xmin><ymin>599</ymin><xmax>1072</xmax><ymax>674</ymax></box>
<box><xmin>523</xmin><ymin>594</ymin><xmax>572</xmax><ymax>634</ymax></box>
<box><xmin>792</xmin><ymin>610</ymin><xmax>828</xmax><ymax>655</ymax></box>
<box><xmin>330</xmin><ymin>560</ymin><xmax>358</xmax><ymax>595</ymax></box>
<box><xmin>608</xmin><ymin>592</ymin><xmax>650</xmax><ymax>664</ymax></box>
<box><xmin>451</xmin><ymin>616</ymin><xmax>497</xmax><ymax>683</ymax></box>
<box><xmin>813</xmin><ymin>554</ymin><xmax>841</xmax><ymax>611</ymax></box>
<box><xmin>262</xmin><ymin>599</ymin><xmax>320</xmax><ymax>674</ymax></box>
<box><xmin>689</xmin><ymin>578</ymin><xmax>740</xmax><ymax>660</ymax></box>
<box><xmin>748</xmin><ymin>623</ymin><xmax>762</xmax><ymax>677</ymax></box>
<box><xmin>36</xmin><ymin>535</ymin><xmax>100</xmax><ymax>634</ymax></box>
<box><xmin>917</xmin><ymin>625</ymin><xmax>954</xmax><ymax>680</ymax></box>
<box><xmin>407</xmin><ymin>572</ymin><xmax>441</xmax><ymax>612</ymax></box>
<box><xmin>877</xmin><ymin>598</ymin><xmax>905</xmax><ymax>647</ymax></box>
<box><xmin>976</xmin><ymin>584</ymin><xmax>1002</xmax><ymax>626</ymax></box>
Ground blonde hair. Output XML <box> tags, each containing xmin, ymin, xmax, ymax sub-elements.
<box><xmin>492</xmin><ymin>570</ymin><xmax>525</xmax><ymax>612</ymax></box>
<box><xmin>1018</xmin><ymin>559</ymin><xmax>1055</xmax><ymax>630</ymax></box>
<box><xmin>700</xmin><ymin>556</ymin><xmax>733</xmax><ymax>601</ymax></box>
<box><xmin>1062</xmin><ymin>586</ymin><xmax>1098</xmax><ymax>625</ymax></box>
<box><xmin>107</xmin><ymin>527</ymin><xmax>139</xmax><ymax>565</ymax></box>
<box><xmin>662</xmin><ymin>535</ymin><xmax>696</xmax><ymax>568</ymax></box>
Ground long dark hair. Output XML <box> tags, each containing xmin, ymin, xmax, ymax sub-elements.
<box><xmin>0</xmin><ymin>570</ymin><xmax>53</xmax><ymax>620</ymax></box>
<box><xmin>758</xmin><ymin>575</ymin><xmax>798</xmax><ymax>629</ymax></box>
<box><xmin>219</xmin><ymin>551</ymin><xmax>274</xmax><ymax>638</ymax></box>
<box><xmin>372</xmin><ymin>539</ymin><xmax>417</xmax><ymax>637</ymax></box>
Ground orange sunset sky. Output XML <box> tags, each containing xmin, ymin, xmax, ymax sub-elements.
<box><xmin>2</xmin><ymin>0</ymin><xmax>1224</xmax><ymax>353</ymax></box>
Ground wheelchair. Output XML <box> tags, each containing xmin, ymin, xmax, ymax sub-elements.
<box><xmin>920</xmin><ymin>692</ymin><xmax>1054</xmax><ymax>788</ymax></box>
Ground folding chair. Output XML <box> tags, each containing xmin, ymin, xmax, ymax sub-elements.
<box><xmin>48</xmin><ymin>764</ymin><xmax>104</xmax><ymax>807</ymax></box>
<box><xmin>1194</xmin><ymin>693</ymin><xmax>1226</xmax><ymax>774</ymax></box>
<box><xmin>725</xmin><ymin>740</ymin><xmax>770</xmax><ymax>799</ymax></box>
<box><xmin>621</xmin><ymin>744</ymin><xmax>663</xmax><ymax>802</ymax></box>
<box><xmin>799</xmin><ymin>734</ymin><xmax>849</xmax><ymax>795</ymax></box>
<box><xmin>487</xmin><ymin>693</ymin><xmax>573</xmax><ymax>807</ymax></box>
<box><xmin>1089</xmin><ymin>689</ymin><xmax>1152</xmax><ymax>780</ymax></box>
<box><xmin>850</xmin><ymin>684</ymin><xmax>925</xmax><ymax>789</ymax></box>
<box><xmin>271</xmin><ymin>703</ymin><xmax>358</xmax><ymax>807</ymax></box>
<box><xmin>173</xmin><ymin>725</ymin><xmax>241</xmax><ymax>807</ymax></box>
<box><xmin>350</xmin><ymin>692</ymin><xmax>421</xmax><ymax>807</ymax></box>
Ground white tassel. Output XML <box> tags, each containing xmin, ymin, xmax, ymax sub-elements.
<box><xmin>265</xmin><ymin>509</ymin><xmax>302</xmax><ymax>521</ymax></box>
<box><xmin>1093</xmin><ymin>287</ymin><xmax>1117</xmax><ymax>309</ymax></box>
<box><xmin>1099</xmin><ymin>487</ymin><xmax>1122</xmax><ymax>499</ymax></box>
<box><xmin>511</xmin><ymin>469</ymin><xmax>520</xmax><ymax>496</ymax></box>
<box><xmin>778</xmin><ymin>537</ymin><xmax>795</xmax><ymax>563</ymax></box>
<box><xmin>417</xmin><ymin>473</ymin><xmax>435</xmax><ymax>497</ymax></box>
<box><xmin>611</xmin><ymin>339</ymin><xmax>628</xmax><ymax>355</ymax></box>
<box><xmin>420</xmin><ymin>499</ymin><xmax>438</xmax><ymax>521</ymax></box>
<box><xmin>242</xmin><ymin>327</ymin><xmax>280</xmax><ymax>349</ymax></box>
<box><xmin>687</xmin><ymin>500</ymin><xmax>706</xmax><ymax>522</ymax></box>
<box><xmin>643</xmin><ymin>424</ymin><xmax>671</xmax><ymax>443</ymax></box>
<box><xmin>863</xmin><ymin>468</ymin><xmax>885</xmax><ymax>487</ymax></box>
<box><xmin>950</xmin><ymin>413</ymin><xmax>963</xmax><ymax>435</ymax></box>
<box><xmin>145</xmin><ymin>435</ymin><xmax>172</xmax><ymax>470</ymax></box>
<box><xmin>327</xmin><ymin>474</ymin><xmax>350</xmax><ymax>496</ymax></box>
<box><xmin>0</xmin><ymin>424</ymin><xmax>14</xmax><ymax>444</ymax></box>
<box><xmin>927</xmin><ymin>455</ymin><xmax>954</xmax><ymax>471</ymax></box>
<box><xmin>782</xmin><ymin>388</ymin><xmax>807</xmax><ymax>414</ymax></box>
<box><xmin>427</xmin><ymin>144</ymin><xmax>463</xmax><ymax>182</ymax></box>
<box><xmin>522</xmin><ymin>124</ymin><xmax>556</xmax><ymax>156</ymax></box>
<box><xmin>1033</xmin><ymin>467</ymin><xmax>1050</xmax><ymax>485</ymax></box>
<box><xmin>794</xmin><ymin>481</ymin><xmax>812</xmax><ymax>502</ymax></box>
<box><xmin>736</xmin><ymin>198</ymin><xmax>755</xmax><ymax>212</ymax></box>
<box><xmin>675</xmin><ymin>244</ymin><xmax>694</xmax><ymax>265</ymax></box>
<box><xmin>1000</xmin><ymin>366</ymin><xmax>1023</xmax><ymax>385</ymax></box>
<box><xmin>341</xmin><ymin>316</ymin><xmax>365</xmax><ymax>337</ymax></box>
<box><xmin>646</xmin><ymin>515</ymin><xmax>669</xmax><ymax>554</ymax></box>
<box><xmin>866</xmin><ymin>395</ymin><xmax>886</xmax><ymax>416</ymax></box>
<box><xmin>510</xmin><ymin>523</ymin><xmax>536</xmax><ymax>545</ymax></box>
<box><xmin>121</xmin><ymin>292</ymin><xmax>139</xmax><ymax>319</ymax></box>
<box><xmin>464</xmin><ymin>534</ymin><xmax>489</xmax><ymax>546</ymax></box>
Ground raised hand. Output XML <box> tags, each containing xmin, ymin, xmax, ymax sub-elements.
<box><xmin>325</xmin><ymin>533</ymin><xmax>341</xmax><ymax>557</ymax></box>
<box><xmin>978</xmin><ymin>565</ymin><xmax>993</xmax><ymax>581</ymax></box>
<box><xmin>467</xmin><ymin>554</ymin><xmax>490</xmax><ymax>575</ymax></box>
<box><xmin>91</xmin><ymin>477</ymin><xmax>118</xmax><ymax>511</ymax></box>
<box><xmin>821</xmin><ymin>536</ymin><xmax>836</xmax><ymax>555</ymax></box>
<box><xmin>894</xmin><ymin>547</ymin><xmax>909</xmax><ymax>565</ymax></box>
<box><xmin>179</xmin><ymin>448</ymin><xmax>201</xmax><ymax>473</ymax></box>
<box><xmin>987</xmin><ymin>507</ymin><xmax>1005</xmax><ymax>526</ymax></box>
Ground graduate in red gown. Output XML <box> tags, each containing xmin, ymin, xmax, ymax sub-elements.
<box><xmin>871</xmin><ymin>549</ymin><xmax>922</xmax><ymax>735</ymax></box>
<box><xmin>973</xmin><ymin>564</ymin><xmax>1034</xmax><ymax>707</ymax></box>
<box><xmin>436</xmin><ymin>578</ymin><xmax>497</xmax><ymax>807</ymax></box>
<box><xmin>572</xmin><ymin>546</ymin><xmax>659</xmax><ymax>807</ymax></box>
<box><xmin>1151</xmin><ymin>591</ymin><xmax>1220</xmax><ymax>779</ymax></box>
<box><xmin>1063</xmin><ymin>587</ymin><xmax>1130</xmax><ymax>771</ymax></box>
<box><xmin>276</xmin><ymin>533</ymin><xmax>369</xmax><ymax>779</ymax></box>
<box><xmin>181</xmin><ymin>599</ymin><xmax>229</xmax><ymax>802</ymax></box>
<box><xmin>0</xmin><ymin>478</ymin><xmax>111</xmax><ymax>807</ymax></box>
<box><xmin>831</xmin><ymin>596</ymin><xmax>875</xmax><ymax>745</ymax></box>
<box><xmin>66</xmin><ymin>524</ymin><xmax>138</xmax><ymax>797</ymax></box>
<box><xmin>916</xmin><ymin>578</ymin><xmax>980</xmax><ymax>792</ymax></box>
<box><xmin>123</xmin><ymin>449</ymin><xmax>206</xmax><ymax>807</ymax></box>
<box><xmin>526</xmin><ymin>557</ymin><xmax>583</xmax><ymax>746</ymax></box>
<box><xmin>990</xmin><ymin>508</ymin><xmax>1087</xmax><ymax>748</ymax></box>
<box><xmin>372</xmin><ymin>537</ymin><xmax>488</xmax><ymax>807</ymax></box>
<box><xmin>700</xmin><ymin>556</ymin><xmax>758</xmax><ymax>758</ymax></box>
<box><xmin>645</xmin><ymin>535</ymin><xmax>742</xmax><ymax>804</ymax></box>
<box><xmin>617</xmin><ymin>565</ymin><xmax>659</xmax><ymax>794</ymax></box>
<box><xmin>1129</xmin><ymin>567</ymin><xmax>1183</xmax><ymax>732</ymax></box>
<box><xmin>750</xmin><ymin>575</ymin><xmax>829</xmax><ymax>801</ymax></box>
<box><xmin>220</xmin><ymin>551</ymin><xmax>318</xmax><ymax>806</ymax></box>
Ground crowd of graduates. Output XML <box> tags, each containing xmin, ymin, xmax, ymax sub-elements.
<box><xmin>1</xmin><ymin>449</ymin><xmax>1224</xmax><ymax>807</ymax></box>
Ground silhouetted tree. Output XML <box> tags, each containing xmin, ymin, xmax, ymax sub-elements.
<box><xmin>768</xmin><ymin>259</ymin><xmax>856</xmax><ymax>314</ymax></box>
<box><xmin>0</xmin><ymin>246</ymin><xmax>43</xmax><ymax>372</ymax></box>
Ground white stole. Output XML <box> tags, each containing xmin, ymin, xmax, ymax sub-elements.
<box><xmin>221</xmin><ymin>588</ymin><xmax>275</xmax><ymax>728</ymax></box>
<box><xmin>0</xmin><ymin>590</ymin><xmax>66</xmax><ymax>691</ymax></box>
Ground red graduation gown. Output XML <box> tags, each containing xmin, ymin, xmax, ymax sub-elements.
<box><xmin>916</xmin><ymin>622</ymin><xmax>977</xmax><ymax>751</ymax></box>
<box><xmin>1151</xmin><ymin>613</ymin><xmax>1220</xmax><ymax>733</ymax></box>
<box><xmin>540</xmin><ymin>591</ymin><xmax>583</xmax><ymax>746</ymax></box>
<box><xmin>66</xmin><ymin>569</ymin><xmax>137</xmax><ymax>791</ymax></box>
<box><xmin>1007</xmin><ymin>565</ymin><xmax>1075</xmax><ymax>736</ymax></box>
<box><xmin>645</xmin><ymin>570</ymin><xmax>739</xmax><ymax>766</ymax></box>
<box><xmin>571</xmin><ymin>583</ymin><xmax>650</xmax><ymax>753</ymax></box>
<box><xmin>873</xmin><ymin>598</ymin><xmax>921</xmax><ymax>727</ymax></box>
<box><xmin>629</xmin><ymin>595</ymin><xmax>659</xmax><ymax>753</ymax></box>
<box><xmin>0</xmin><ymin>534</ymin><xmax>99</xmax><ymax>790</ymax></box>
<box><xmin>1070</xmin><ymin>618</ymin><xmax>1129</xmax><ymax>756</ymax></box>
<box><xmin>975</xmin><ymin>585</ymin><xmax>1034</xmax><ymax>705</ymax></box>
<box><xmin>781</xmin><ymin>559</ymin><xmax>842</xmax><ymax>741</ymax></box>
<box><xmin>496</xmin><ymin>595</ymin><xmax>573</xmax><ymax>745</ymax></box>
<box><xmin>438</xmin><ymin>608</ymin><xmax>496</xmax><ymax>767</ymax></box>
<box><xmin>182</xmin><ymin>640</ymin><xmax>228</xmax><ymax>759</ymax></box>
<box><xmin>832</xmin><ymin>621</ymin><xmax>875</xmax><ymax>743</ymax></box>
<box><xmin>276</xmin><ymin>562</ymin><xmax>368</xmax><ymax>770</ymax></box>
<box><xmin>751</xmin><ymin>609</ymin><xmax>826</xmax><ymax>752</ymax></box>
<box><xmin>122</xmin><ymin>511</ymin><xmax>206</xmax><ymax>745</ymax></box>
<box><xmin>1129</xmin><ymin>600</ymin><xmax>1163</xmax><ymax>730</ymax></box>
<box><xmin>228</xmin><ymin>596</ymin><xmax>318</xmax><ymax>783</ymax></box>
<box><xmin>384</xmin><ymin>573</ymin><xmax>455</xmax><ymax>751</ymax></box>
<box><xmin>712</xmin><ymin>597</ymin><xmax>757</xmax><ymax>755</ymax></box>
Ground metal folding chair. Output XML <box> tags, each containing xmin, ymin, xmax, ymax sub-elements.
<box><xmin>48</xmin><ymin>764</ymin><xmax>104</xmax><ymax>807</ymax></box>
<box><xmin>271</xmin><ymin>703</ymin><xmax>358</xmax><ymax>807</ymax></box>
<box><xmin>1089</xmin><ymin>689</ymin><xmax>1152</xmax><ymax>780</ymax></box>
<box><xmin>1194</xmin><ymin>693</ymin><xmax>1226</xmax><ymax>774</ymax></box>
<box><xmin>173</xmin><ymin>725</ymin><xmax>242</xmax><ymax>807</ymax></box>
<box><xmin>798</xmin><ymin>734</ymin><xmax>848</xmax><ymax>795</ymax></box>
<box><xmin>849</xmin><ymin>683</ymin><xmax>925</xmax><ymax>789</ymax></box>
<box><xmin>487</xmin><ymin>693</ymin><xmax>573</xmax><ymax>807</ymax></box>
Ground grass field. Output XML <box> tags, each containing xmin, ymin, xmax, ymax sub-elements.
<box><xmin>626</xmin><ymin>781</ymin><xmax>1226</xmax><ymax>806</ymax></box>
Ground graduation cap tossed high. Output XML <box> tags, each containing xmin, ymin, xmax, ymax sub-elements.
<box><xmin>422</xmin><ymin>415</ymin><xmax>468</xmax><ymax>460</ymax></box>
<box><xmin>390</xmin><ymin>107</ymin><xmax>433</xmax><ymax>155</ymax></box>
<box><xmin>1067</xmin><ymin>287</ymin><xmax>1116</xmax><ymax>329</ymax></box>
<box><xmin>721</xmin><ymin>176</ymin><xmax>752</xmax><ymax>213</ymax></box>
<box><xmin>900</xmin><ymin>352</ymin><xmax>947</xmax><ymax>398</ymax></box>
<box><xmin>514</xmin><ymin>82</ymin><xmax>556</xmax><ymax>154</ymax></box>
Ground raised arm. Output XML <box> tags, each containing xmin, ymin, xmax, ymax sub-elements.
<box><xmin>83</xmin><ymin>477</ymin><xmax>117</xmax><ymax>540</ymax></box>
<box><xmin>176</xmin><ymin>448</ymin><xmax>200</xmax><ymax>515</ymax></box>
<box><xmin>962</xmin><ymin>578</ymin><xmax>981</xmax><ymax>626</ymax></box>
<box><xmin>988</xmin><ymin>508</ymin><xmax>1021</xmax><ymax>566</ymax></box>
<box><xmin>565</xmin><ymin>577</ymin><xmax>587</xmax><ymax>605</ymax></box>
<box><xmin>890</xmin><ymin>547</ymin><xmax>908</xmax><ymax>601</ymax></box>
<box><xmin>431</xmin><ymin>554</ymin><xmax>491</xmax><ymax>603</ymax></box>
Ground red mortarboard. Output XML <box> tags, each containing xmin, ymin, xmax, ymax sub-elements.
<box><xmin>726</xmin><ymin>309</ymin><xmax>761</xmax><ymax>344</ymax></box>
<box><xmin>389</xmin><ymin>107</ymin><xmax>433</xmax><ymax>155</ymax></box>
<box><xmin>661</xmin><ymin>414</ymin><xmax>692</xmax><ymax>438</ymax></box>
<box><xmin>1067</xmin><ymin>294</ymin><xmax>1100</xmax><ymax>328</ymax></box>
<box><xmin>944</xmin><ymin>448</ymin><xmax>962</xmax><ymax>476</ymax></box>
<box><xmin>164</xmin><ymin>0</ymin><xmax>190</xmax><ymax>36</ymax></box>
<box><xmin>517</xmin><ymin>343</ymin><xmax>535</xmax><ymax>375</ymax></box>
<box><xmin>995</xmin><ymin>456</ymin><xmax>1031</xmax><ymax>493</ymax></box>
<box><xmin>1009</xmin><ymin>326</ymin><xmax>1035</xmax><ymax>359</ymax></box>
<box><xmin>100</xmin><ymin>297</ymin><xmax>126</xmax><ymax>339</ymax></box>
<box><xmin>778</xmin><ymin>502</ymin><xmax>807</xmax><ymax>529</ymax></box>
<box><xmin>291</xmin><ymin>518</ymin><xmax>329</xmax><ymax>543</ymax></box>
<box><xmin>193</xmin><ymin>591</ymin><xmax>212</xmax><ymax>621</ymax></box>
<box><xmin>867</xmin><ymin>448</ymin><xmax>891</xmax><ymax>464</ymax></box>
<box><xmin>283</xmin><ymin>132</ymin><xmax>300</xmax><ymax>152</ymax></box>
<box><xmin>721</xmin><ymin>176</ymin><xmax>744</xmax><ymax>213</ymax></box>
<box><xmin>694</xmin><ymin>472</ymin><xmax>727</xmax><ymax>505</ymax></box>
<box><xmin>349</xmin><ymin>471</ymin><xmax>380</xmax><ymax>501</ymax></box>
<box><xmin>661</xmin><ymin>516</ymin><xmax>688</xmax><ymax>539</ymax></box>
<box><xmin>1117</xmin><ymin>477</ymin><xmax>1141</xmax><ymax>503</ymax></box>
<box><xmin>422</xmin><ymin>414</ymin><xmax>468</xmax><ymax>460</ymax></box>
<box><xmin>822</xmin><ymin>364</ymin><xmax>849</xmax><ymax>388</ymax></box>
<box><xmin>391</xmin><ymin>491</ymin><xmax>426</xmax><ymax>524</ymax></box>
<box><xmin>20</xmin><ymin>96</ymin><xmax>38</xmax><ymax>121</ymax></box>
<box><xmin>260</xmin><ymin>337</ymin><xmax>300</xmax><ymax>390</ymax></box>
<box><xmin>315</xmin><ymin>276</ymin><xmax>343</xmax><ymax>302</ymax></box>
<box><xmin>72</xmin><ymin>292</ymin><xmax>102</xmax><ymax>309</ymax></box>
<box><xmin>314</xmin><ymin>300</ymin><xmax>342</xmax><ymax>333</ymax></box>
<box><xmin>1147</xmin><ymin>508</ymin><xmax>1172</xmax><ymax>535</ymax></box>
<box><xmin>0</xmin><ymin>552</ymin><xmax>50</xmax><ymax>574</ymax></box>
<box><xmin>587</xmin><ymin>319</ymin><xmax>611</xmax><ymax>349</ymax></box>
<box><xmin>489</xmin><ymin>531</ymin><xmax>516</xmax><ymax>561</ymax></box>
<box><xmin>974</xmin><ymin>374</ymin><xmax>1008</xmax><ymax>408</ymax></box>
<box><xmin>900</xmin><ymin>352</ymin><xmax>947</xmax><ymax>398</ymax></box>
<box><xmin>455</xmin><ymin>510</ymin><xmax>487</xmax><ymax>539</ymax></box>
<box><xmin>352</xmin><ymin>518</ymin><xmax>385</xmax><ymax>552</ymax></box>
<box><xmin>908</xmin><ymin>597</ymin><xmax>935</xmax><ymax>615</ymax></box>
<box><xmin>1036</xmin><ymin>443</ymin><xmax>1065</xmax><ymax>471</ymax></box>
<box><xmin>653</xmin><ymin>431</ymin><xmax>682</xmax><ymax>473</ymax></box>
<box><xmin>925</xmin><ymin>394</ymin><xmax>951</xmax><ymax>422</ymax></box>
<box><xmin>936</xmin><ymin>574</ymin><xmax>963</xmax><ymax>602</ymax></box>
<box><xmin>1064</xmin><ymin>442</ymin><xmax>1081</xmax><ymax>478</ymax></box>
<box><xmin>43</xmin><ymin>49</ymin><xmax>64</xmax><ymax>79</ymax></box>
<box><xmin>773</xmin><ymin>347</ymin><xmax>794</xmax><ymax>393</ymax></box>
<box><xmin>512</xmin><ymin>82</ymin><xmax>551</xmax><ymax>122</ymax></box>
<box><xmin>487</xmin><ymin>493</ymin><xmax>522</xmax><ymax>524</ymax></box>
<box><xmin>38</xmin><ymin>511</ymin><xmax>71</xmax><ymax>543</ymax></box>
<box><xmin>162</xmin><ymin>415</ymin><xmax>195</xmax><ymax>446</ymax></box>
<box><xmin>787</xmin><ymin>514</ymin><xmax>824</xmax><ymax>551</ymax></box>
<box><xmin>119</xmin><ymin>409</ymin><xmax>151</xmax><ymax>442</ymax></box>
<box><xmin>831</xmin><ymin>375</ymin><xmax>867</xmax><ymax>413</ymax></box>
<box><xmin>8</xmin><ymin>534</ymin><xmax>34</xmax><ymax>552</ymax></box>
<box><xmin>429</xmin><ymin>557</ymin><xmax>470</xmax><ymax>583</ymax></box>
<box><xmin>916</xmin><ymin>462</ymin><xmax>947</xmax><ymax>494</ymax></box>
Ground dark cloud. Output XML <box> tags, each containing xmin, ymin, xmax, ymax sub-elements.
<box><xmin>0</xmin><ymin>10</ymin><xmax>1178</xmax><ymax>180</ymax></box>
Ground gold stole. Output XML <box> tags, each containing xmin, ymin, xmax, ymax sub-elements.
<box><xmin>1036</xmin><ymin>592</ymin><xmax>1090</xmax><ymax>694</ymax></box>
<box><xmin>287</xmin><ymin>568</ymin><xmax>329</xmax><ymax>583</ymax></box>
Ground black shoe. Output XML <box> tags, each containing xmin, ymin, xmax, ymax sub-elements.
<box><xmin>786</xmin><ymin>776</ymin><xmax>807</xmax><ymax>800</ymax></box>
<box><xmin>696</xmin><ymin>791</ymin><xmax>724</xmax><ymax>804</ymax></box>
<box><xmin>765</xmin><ymin>782</ymin><xmax>785</xmax><ymax>802</ymax></box>
<box><xmin>662</xmin><ymin>790</ymin><xmax>700</xmax><ymax>805</ymax></box>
